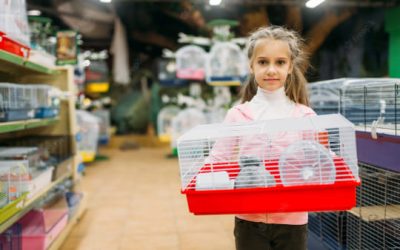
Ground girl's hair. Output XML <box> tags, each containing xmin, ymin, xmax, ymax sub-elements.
<box><xmin>240</xmin><ymin>25</ymin><xmax>310</xmax><ymax>106</ymax></box>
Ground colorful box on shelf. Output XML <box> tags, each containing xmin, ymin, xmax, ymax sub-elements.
<box><xmin>0</xmin><ymin>32</ymin><xmax>30</xmax><ymax>59</ymax></box>
<box><xmin>19</xmin><ymin>208</ymin><xmax>68</xmax><ymax>250</ymax></box>
<box><xmin>85</xmin><ymin>82</ymin><xmax>109</xmax><ymax>93</ymax></box>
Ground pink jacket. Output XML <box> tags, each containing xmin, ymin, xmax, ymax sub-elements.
<box><xmin>221</xmin><ymin>101</ymin><xmax>316</xmax><ymax>225</ymax></box>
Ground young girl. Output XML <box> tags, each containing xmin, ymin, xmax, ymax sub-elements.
<box><xmin>224</xmin><ymin>26</ymin><xmax>316</xmax><ymax>250</ymax></box>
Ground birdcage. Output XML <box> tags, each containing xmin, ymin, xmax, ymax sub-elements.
<box><xmin>30</xmin><ymin>85</ymin><xmax>60</xmax><ymax>118</ymax></box>
<box><xmin>347</xmin><ymin>163</ymin><xmax>400</xmax><ymax>250</ymax></box>
<box><xmin>171</xmin><ymin>107</ymin><xmax>207</xmax><ymax>156</ymax></box>
<box><xmin>92</xmin><ymin>109</ymin><xmax>110</xmax><ymax>145</ymax></box>
<box><xmin>339</xmin><ymin>78</ymin><xmax>400</xmax><ymax>172</ymax></box>
<box><xmin>0</xmin><ymin>83</ymin><xmax>35</xmax><ymax>121</ymax></box>
<box><xmin>76</xmin><ymin>110</ymin><xmax>100</xmax><ymax>163</ymax></box>
<box><xmin>177</xmin><ymin>114</ymin><xmax>360</xmax><ymax>215</ymax></box>
<box><xmin>206</xmin><ymin>42</ymin><xmax>248</xmax><ymax>86</ymax></box>
<box><xmin>157</xmin><ymin>105</ymin><xmax>180</xmax><ymax>143</ymax></box>
<box><xmin>176</xmin><ymin>45</ymin><xmax>206</xmax><ymax>80</ymax></box>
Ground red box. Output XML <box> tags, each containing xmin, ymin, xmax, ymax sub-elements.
<box><xmin>0</xmin><ymin>32</ymin><xmax>30</xmax><ymax>59</ymax></box>
<box><xmin>182</xmin><ymin>158</ymin><xmax>360</xmax><ymax>215</ymax></box>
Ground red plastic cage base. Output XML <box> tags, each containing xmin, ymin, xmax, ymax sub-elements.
<box><xmin>184</xmin><ymin>181</ymin><xmax>359</xmax><ymax>215</ymax></box>
<box><xmin>0</xmin><ymin>32</ymin><xmax>30</xmax><ymax>59</ymax></box>
<box><xmin>182</xmin><ymin>157</ymin><xmax>360</xmax><ymax>215</ymax></box>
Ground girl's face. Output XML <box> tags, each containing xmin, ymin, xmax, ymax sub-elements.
<box><xmin>250</xmin><ymin>38</ymin><xmax>293</xmax><ymax>92</ymax></box>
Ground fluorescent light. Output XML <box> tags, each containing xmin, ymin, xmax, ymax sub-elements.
<box><xmin>100</xmin><ymin>0</ymin><xmax>112</xmax><ymax>3</ymax></box>
<box><xmin>305</xmin><ymin>0</ymin><xmax>325</xmax><ymax>8</ymax></box>
<box><xmin>209</xmin><ymin>0</ymin><xmax>222</xmax><ymax>6</ymax></box>
<box><xmin>28</xmin><ymin>10</ymin><xmax>41</xmax><ymax>16</ymax></box>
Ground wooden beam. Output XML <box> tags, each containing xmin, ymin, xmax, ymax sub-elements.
<box><xmin>286</xmin><ymin>6</ymin><xmax>302</xmax><ymax>33</ymax></box>
<box><xmin>239</xmin><ymin>7</ymin><xmax>270</xmax><ymax>36</ymax></box>
<box><xmin>131</xmin><ymin>31</ymin><xmax>178</xmax><ymax>50</ymax></box>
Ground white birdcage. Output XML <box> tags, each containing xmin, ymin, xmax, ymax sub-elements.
<box><xmin>171</xmin><ymin>108</ymin><xmax>207</xmax><ymax>155</ymax></box>
<box><xmin>92</xmin><ymin>109</ymin><xmax>111</xmax><ymax>144</ymax></box>
<box><xmin>76</xmin><ymin>110</ymin><xmax>100</xmax><ymax>163</ymax></box>
<box><xmin>0</xmin><ymin>83</ymin><xmax>34</xmax><ymax>121</ymax></box>
<box><xmin>206</xmin><ymin>42</ymin><xmax>248</xmax><ymax>86</ymax></box>
<box><xmin>29</xmin><ymin>84</ymin><xmax>61</xmax><ymax>118</ymax></box>
<box><xmin>157</xmin><ymin>105</ymin><xmax>180</xmax><ymax>143</ymax></box>
<box><xmin>177</xmin><ymin>114</ymin><xmax>360</xmax><ymax>215</ymax></box>
<box><xmin>176</xmin><ymin>45</ymin><xmax>206</xmax><ymax>80</ymax></box>
<box><xmin>339</xmin><ymin>78</ymin><xmax>400</xmax><ymax>135</ymax></box>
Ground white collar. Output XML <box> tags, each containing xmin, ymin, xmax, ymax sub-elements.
<box><xmin>252</xmin><ymin>86</ymin><xmax>287</xmax><ymax>103</ymax></box>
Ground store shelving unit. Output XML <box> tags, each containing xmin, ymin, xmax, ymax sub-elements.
<box><xmin>0</xmin><ymin>50</ymin><xmax>86</xmax><ymax>246</ymax></box>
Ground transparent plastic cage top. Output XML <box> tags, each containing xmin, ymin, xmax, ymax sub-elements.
<box><xmin>206</xmin><ymin>42</ymin><xmax>248</xmax><ymax>85</ymax></box>
<box><xmin>176</xmin><ymin>45</ymin><xmax>206</xmax><ymax>80</ymax></box>
<box><xmin>177</xmin><ymin>114</ymin><xmax>360</xmax><ymax>214</ymax></box>
<box><xmin>340</xmin><ymin>78</ymin><xmax>400</xmax><ymax>135</ymax></box>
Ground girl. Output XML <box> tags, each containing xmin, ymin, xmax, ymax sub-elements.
<box><xmin>224</xmin><ymin>26</ymin><xmax>316</xmax><ymax>250</ymax></box>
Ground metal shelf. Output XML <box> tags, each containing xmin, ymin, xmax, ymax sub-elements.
<box><xmin>0</xmin><ymin>50</ymin><xmax>55</xmax><ymax>75</ymax></box>
<box><xmin>0</xmin><ymin>117</ymin><xmax>59</xmax><ymax>133</ymax></box>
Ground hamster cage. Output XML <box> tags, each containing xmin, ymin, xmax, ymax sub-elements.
<box><xmin>177</xmin><ymin>114</ymin><xmax>360</xmax><ymax>215</ymax></box>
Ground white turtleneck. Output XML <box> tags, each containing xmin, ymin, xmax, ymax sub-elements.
<box><xmin>249</xmin><ymin>86</ymin><xmax>295</xmax><ymax>121</ymax></box>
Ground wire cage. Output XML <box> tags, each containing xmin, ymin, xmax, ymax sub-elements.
<box><xmin>0</xmin><ymin>147</ymin><xmax>41</xmax><ymax>170</ymax></box>
<box><xmin>175</xmin><ymin>45</ymin><xmax>207</xmax><ymax>80</ymax></box>
<box><xmin>76</xmin><ymin>110</ymin><xmax>100</xmax><ymax>163</ymax></box>
<box><xmin>308</xmin><ymin>78</ymin><xmax>353</xmax><ymax>115</ymax></box>
<box><xmin>92</xmin><ymin>109</ymin><xmax>111</xmax><ymax>145</ymax></box>
<box><xmin>177</xmin><ymin>114</ymin><xmax>360</xmax><ymax>215</ymax></box>
<box><xmin>339</xmin><ymin>78</ymin><xmax>400</xmax><ymax>135</ymax></box>
<box><xmin>0</xmin><ymin>83</ymin><xmax>34</xmax><ymax>122</ymax></box>
<box><xmin>157</xmin><ymin>105</ymin><xmax>180</xmax><ymax>143</ymax></box>
<box><xmin>0</xmin><ymin>223</ymin><xmax>22</xmax><ymax>250</ymax></box>
<box><xmin>347</xmin><ymin>163</ymin><xmax>400</xmax><ymax>250</ymax></box>
<box><xmin>308</xmin><ymin>211</ymin><xmax>347</xmax><ymax>250</ymax></box>
<box><xmin>0</xmin><ymin>0</ymin><xmax>30</xmax><ymax>46</ymax></box>
<box><xmin>29</xmin><ymin>85</ymin><xmax>60</xmax><ymax>119</ymax></box>
<box><xmin>0</xmin><ymin>162</ymin><xmax>25</xmax><ymax>208</ymax></box>
<box><xmin>205</xmin><ymin>42</ymin><xmax>248</xmax><ymax>86</ymax></box>
<box><xmin>2</xmin><ymin>136</ymin><xmax>74</xmax><ymax>180</ymax></box>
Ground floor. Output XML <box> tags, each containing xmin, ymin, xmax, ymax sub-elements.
<box><xmin>60</xmin><ymin>145</ymin><xmax>235</xmax><ymax>250</ymax></box>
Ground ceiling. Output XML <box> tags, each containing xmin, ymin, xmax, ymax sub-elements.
<box><xmin>26</xmin><ymin>0</ymin><xmax>400</xmax><ymax>59</ymax></box>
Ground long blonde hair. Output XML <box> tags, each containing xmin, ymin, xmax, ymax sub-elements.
<box><xmin>241</xmin><ymin>25</ymin><xmax>310</xmax><ymax>106</ymax></box>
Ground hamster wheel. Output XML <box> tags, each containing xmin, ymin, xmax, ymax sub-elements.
<box><xmin>279</xmin><ymin>140</ymin><xmax>336</xmax><ymax>186</ymax></box>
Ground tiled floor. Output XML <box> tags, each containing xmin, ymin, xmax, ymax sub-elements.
<box><xmin>60</xmin><ymin>146</ymin><xmax>235</xmax><ymax>250</ymax></box>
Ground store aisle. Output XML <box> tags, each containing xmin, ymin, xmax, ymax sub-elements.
<box><xmin>60</xmin><ymin>146</ymin><xmax>235</xmax><ymax>250</ymax></box>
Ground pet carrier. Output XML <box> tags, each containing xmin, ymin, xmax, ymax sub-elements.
<box><xmin>92</xmin><ymin>109</ymin><xmax>111</xmax><ymax>145</ymax></box>
<box><xmin>0</xmin><ymin>83</ymin><xmax>35</xmax><ymax>121</ymax></box>
<box><xmin>76</xmin><ymin>110</ymin><xmax>100</xmax><ymax>163</ymax></box>
<box><xmin>340</xmin><ymin>78</ymin><xmax>400</xmax><ymax>172</ymax></box>
<box><xmin>206</xmin><ymin>42</ymin><xmax>248</xmax><ymax>86</ymax></box>
<box><xmin>177</xmin><ymin>114</ymin><xmax>360</xmax><ymax>215</ymax></box>
<box><xmin>157</xmin><ymin>105</ymin><xmax>180</xmax><ymax>143</ymax></box>
<box><xmin>176</xmin><ymin>45</ymin><xmax>206</xmax><ymax>80</ymax></box>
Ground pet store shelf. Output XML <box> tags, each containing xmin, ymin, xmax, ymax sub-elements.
<box><xmin>48</xmin><ymin>192</ymin><xmax>88</xmax><ymax>250</ymax></box>
<box><xmin>0</xmin><ymin>159</ymin><xmax>73</xmax><ymax>233</ymax></box>
<box><xmin>349</xmin><ymin>205</ymin><xmax>400</xmax><ymax>222</ymax></box>
<box><xmin>0</xmin><ymin>50</ymin><xmax>55</xmax><ymax>75</ymax></box>
<box><xmin>0</xmin><ymin>117</ymin><xmax>59</xmax><ymax>133</ymax></box>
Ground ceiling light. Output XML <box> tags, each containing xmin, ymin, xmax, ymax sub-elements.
<box><xmin>209</xmin><ymin>0</ymin><xmax>222</xmax><ymax>6</ymax></box>
<box><xmin>305</xmin><ymin>0</ymin><xmax>325</xmax><ymax>8</ymax></box>
<box><xmin>28</xmin><ymin>10</ymin><xmax>41</xmax><ymax>16</ymax></box>
<box><xmin>100</xmin><ymin>0</ymin><xmax>112</xmax><ymax>3</ymax></box>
